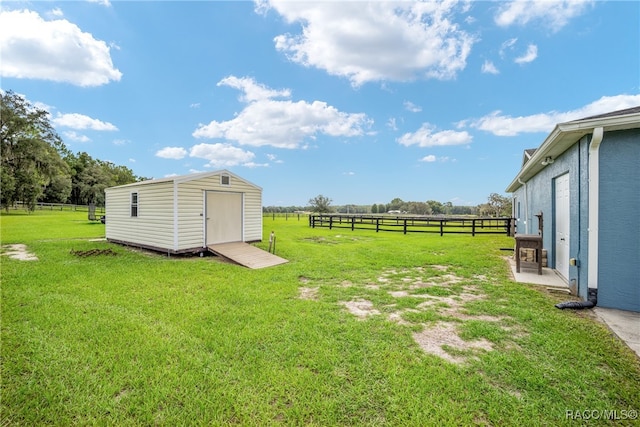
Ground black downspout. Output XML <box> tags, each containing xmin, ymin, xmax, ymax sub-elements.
<box><xmin>555</xmin><ymin>288</ymin><xmax>598</xmax><ymax>309</ymax></box>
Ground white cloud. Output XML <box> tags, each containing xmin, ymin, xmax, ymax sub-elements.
<box><xmin>129</xmin><ymin>158</ymin><xmax>135</xmax><ymax>163</ymax></box>
<box><xmin>500</xmin><ymin>38</ymin><xmax>518</xmax><ymax>58</ymax></box>
<box><xmin>218</xmin><ymin>75</ymin><xmax>290</xmax><ymax>102</ymax></box>
<box><xmin>495</xmin><ymin>0</ymin><xmax>593</xmax><ymax>31</ymax></box>
<box><xmin>261</xmin><ymin>1</ymin><xmax>475</xmax><ymax>86</ymax></box>
<box><xmin>0</xmin><ymin>9</ymin><xmax>122</xmax><ymax>86</ymax></box>
<box><xmin>266</xmin><ymin>153</ymin><xmax>284</xmax><ymax>164</ymax></box>
<box><xmin>243</xmin><ymin>162</ymin><xmax>270</xmax><ymax>168</ymax></box>
<box><xmin>420</xmin><ymin>155</ymin><xmax>454</xmax><ymax>163</ymax></box>
<box><xmin>156</xmin><ymin>147</ymin><xmax>188</xmax><ymax>160</ymax></box>
<box><xmin>515</xmin><ymin>44</ymin><xmax>538</xmax><ymax>64</ymax></box>
<box><xmin>495</xmin><ymin>38</ymin><xmax>537</xmax><ymax>66</ymax></box>
<box><xmin>194</xmin><ymin>76</ymin><xmax>371</xmax><ymax>148</ymax></box>
<box><xmin>189</xmin><ymin>143</ymin><xmax>256</xmax><ymax>168</ymax></box>
<box><xmin>33</xmin><ymin>101</ymin><xmax>53</xmax><ymax>112</ymax></box>
<box><xmin>88</xmin><ymin>0</ymin><xmax>112</xmax><ymax>7</ymax></box>
<box><xmin>467</xmin><ymin>94</ymin><xmax>640</xmax><ymax>136</ymax></box>
<box><xmin>387</xmin><ymin>117</ymin><xmax>398</xmax><ymax>131</ymax></box>
<box><xmin>398</xmin><ymin>123</ymin><xmax>472</xmax><ymax>147</ymax></box>
<box><xmin>404</xmin><ymin>101</ymin><xmax>422</xmax><ymax>113</ymax></box>
<box><xmin>481</xmin><ymin>60</ymin><xmax>499</xmax><ymax>74</ymax></box>
<box><xmin>63</xmin><ymin>131</ymin><xmax>90</xmax><ymax>143</ymax></box>
<box><xmin>52</xmin><ymin>113</ymin><xmax>117</xmax><ymax>131</ymax></box>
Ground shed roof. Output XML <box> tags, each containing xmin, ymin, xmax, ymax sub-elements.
<box><xmin>506</xmin><ymin>106</ymin><xmax>640</xmax><ymax>193</ymax></box>
<box><xmin>105</xmin><ymin>169</ymin><xmax>262</xmax><ymax>191</ymax></box>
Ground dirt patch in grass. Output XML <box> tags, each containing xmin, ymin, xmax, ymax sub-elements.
<box><xmin>332</xmin><ymin>265</ymin><xmax>521</xmax><ymax>364</ymax></box>
<box><xmin>413</xmin><ymin>322</ymin><xmax>493</xmax><ymax>364</ymax></box>
<box><xmin>1</xmin><ymin>244</ymin><xmax>38</xmax><ymax>261</ymax></box>
<box><xmin>340</xmin><ymin>299</ymin><xmax>380</xmax><ymax>319</ymax></box>
<box><xmin>298</xmin><ymin>287</ymin><xmax>319</xmax><ymax>301</ymax></box>
<box><xmin>303</xmin><ymin>265</ymin><xmax>521</xmax><ymax>363</ymax></box>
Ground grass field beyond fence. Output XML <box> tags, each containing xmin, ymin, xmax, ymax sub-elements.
<box><xmin>2</xmin><ymin>211</ymin><xmax>639</xmax><ymax>426</ymax></box>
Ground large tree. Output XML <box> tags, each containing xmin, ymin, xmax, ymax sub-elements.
<box><xmin>486</xmin><ymin>193</ymin><xmax>512</xmax><ymax>217</ymax></box>
<box><xmin>65</xmin><ymin>153</ymin><xmax>143</xmax><ymax>206</ymax></box>
<box><xmin>1</xmin><ymin>91</ymin><xmax>70</xmax><ymax>210</ymax></box>
<box><xmin>308</xmin><ymin>194</ymin><xmax>333</xmax><ymax>213</ymax></box>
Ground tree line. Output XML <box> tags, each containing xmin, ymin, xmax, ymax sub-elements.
<box><xmin>1</xmin><ymin>91</ymin><xmax>145</xmax><ymax>211</ymax></box>
<box><xmin>265</xmin><ymin>193</ymin><xmax>512</xmax><ymax>217</ymax></box>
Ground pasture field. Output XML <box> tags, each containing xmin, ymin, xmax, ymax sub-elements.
<box><xmin>2</xmin><ymin>211</ymin><xmax>639</xmax><ymax>426</ymax></box>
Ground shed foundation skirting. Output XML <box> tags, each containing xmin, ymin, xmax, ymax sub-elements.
<box><xmin>107</xmin><ymin>239</ymin><xmax>206</xmax><ymax>255</ymax></box>
<box><xmin>107</xmin><ymin>238</ymin><xmax>262</xmax><ymax>256</ymax></box>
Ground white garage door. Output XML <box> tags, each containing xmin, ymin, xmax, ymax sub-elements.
<box><xmin>206</xmin><ymin>192</ymin><xmax>243</xmax><ymax>245</ymax></box>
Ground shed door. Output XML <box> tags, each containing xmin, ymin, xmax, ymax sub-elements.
<box><xmin>206</xmin><ymin>192</ymin><xmax>243</xmax><ymax>245</ymax></box>
<box><xmin>555</xmin><ymin>173</ymin><xmax>570</xmax><ymax>280</ymax></box>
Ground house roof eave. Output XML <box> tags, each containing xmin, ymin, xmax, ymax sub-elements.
<box><xmin>506</xmin><ymin>110</ymin><xmax>640</xmax><ymax>193</ymax></box>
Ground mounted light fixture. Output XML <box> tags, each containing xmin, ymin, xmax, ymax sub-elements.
<box><xmin>541</xmin><ymin>156</ymin><xmax>554</xmax><ymax>165</ymax></box>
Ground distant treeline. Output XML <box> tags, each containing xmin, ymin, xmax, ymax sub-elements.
<box><xmin>264</xmin><ymin>194</ymin><xmax>511</xmax><ymax>217</ymax></box>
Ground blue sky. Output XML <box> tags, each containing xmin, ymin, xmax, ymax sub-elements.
<box><xmin>1</xmin><ymin>0</ymin><xmax>638</xmax><ymax>207</ymax></box>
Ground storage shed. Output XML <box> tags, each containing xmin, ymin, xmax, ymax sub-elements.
<box><xmin>105</xmin><ymin>170</ymin><xmax>262</xmax><ymax>254</ymax></box>
<box><xmin>506</xmin><ymin>106</ymin><xmax>640</xmax><ymax>312</ymax></box>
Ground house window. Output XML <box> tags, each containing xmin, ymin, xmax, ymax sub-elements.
<box><xmin>221</xmin><ymin>174</ymin><xmax>230</xmax><ymax>186</ymax></box>
<box><xmin>131</xmin><ymin>192</ymin><xmax>138</xmax><ymax>217</ymax></box>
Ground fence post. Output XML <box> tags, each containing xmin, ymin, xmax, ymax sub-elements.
<box><xmin>376</xmin><ymin>218</ymin><xmax>380</xmax><ymax>232</ymax></box>
<box><xmin>403</xmin><ymin>219</ymin><xmax>407</xmax><ymax>234</ymax></box>
<box><xmin>440</xmin><ymin>220</ymin><xmax>444</xmax><ymax>236</ymax></box>
<box><xmin>351</xmin><ymin>216</ymin><xmax>355</xmax><ymax>231</ymax></box>
<box><xmin>268</xmin><ymin>231</ymin><xmax>275</xmax><ymax>253</ymax></box>
<box><xmin>329</xmin><ymin>215</ymin><xmax>333</xmax><ymax>230</ymax></box>
<box><xmin>472</xmin><ymin>219</ymin><xmax>476</xmax><ymax>237</ymax></box>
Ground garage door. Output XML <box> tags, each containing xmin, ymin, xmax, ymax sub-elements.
<box><xmin>555</xmin><ymin>173</ymin><xmax>570</xmax><ymax>280</ymax></box>
<box><xmin>206</xmin><ymin>192</ymin><xmax>242</xmax><ymax>245</ymax></box>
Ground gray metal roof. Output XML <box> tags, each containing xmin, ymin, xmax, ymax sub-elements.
<box><xmin>506</xmin><ymin>106</ymin><xmax>640</xmax><ymax>193</ymax></box>
<box><xmin>570</xmin><ymin>106</ymin><xmax>640</xmax><ymax>122</ymax></box>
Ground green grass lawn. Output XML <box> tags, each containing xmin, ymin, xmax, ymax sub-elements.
<box><xmin>2</xmin><ymin>211</ymin><xmax>639</xmax><ymax>426</ymax></box>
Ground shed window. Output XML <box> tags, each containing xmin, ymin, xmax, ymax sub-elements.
<box><xmin>221</xmin><ymin>174</ymin><xmax>230</xmax><ymax>186</ymax></box>
<box><xmin>131</xmin><ymin>192</ymin><xmax>138</xmax><ymax>217</ymax></box>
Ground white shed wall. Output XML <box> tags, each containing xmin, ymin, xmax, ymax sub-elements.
<box><xmin>105</xmin><ymin>181</ymin><xmax>175</xmax><ymax>250</ymax></box>
<box><xmin>105</xmin><ymin>171</ymin><xmax>263</xmax><ymax>253</ymax></box>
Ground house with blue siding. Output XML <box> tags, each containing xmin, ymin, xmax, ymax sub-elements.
<box><xmin>506</xmin><ymin>107</ymin><xmax>640</xmax><ymax>312</ymax></box>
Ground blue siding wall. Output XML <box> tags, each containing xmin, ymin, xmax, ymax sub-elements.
<box><xmin>511</xmin><ymin>129</ymin><xmax>639</xmax><ymax>312</ymax></box>
<box><xmin>512</xmin><ymin>144</ymin><xmax>583</xmax><ymax>287</ymax></box>
<box><xmin>514</xmin><ymin>142</ymin><xmax>589</xmax><ymax>299</ymax></box>
<box><xmin>597</xmin><ymin>129</ymin><xmax>640</xmax><ymax>311</ymax></box>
